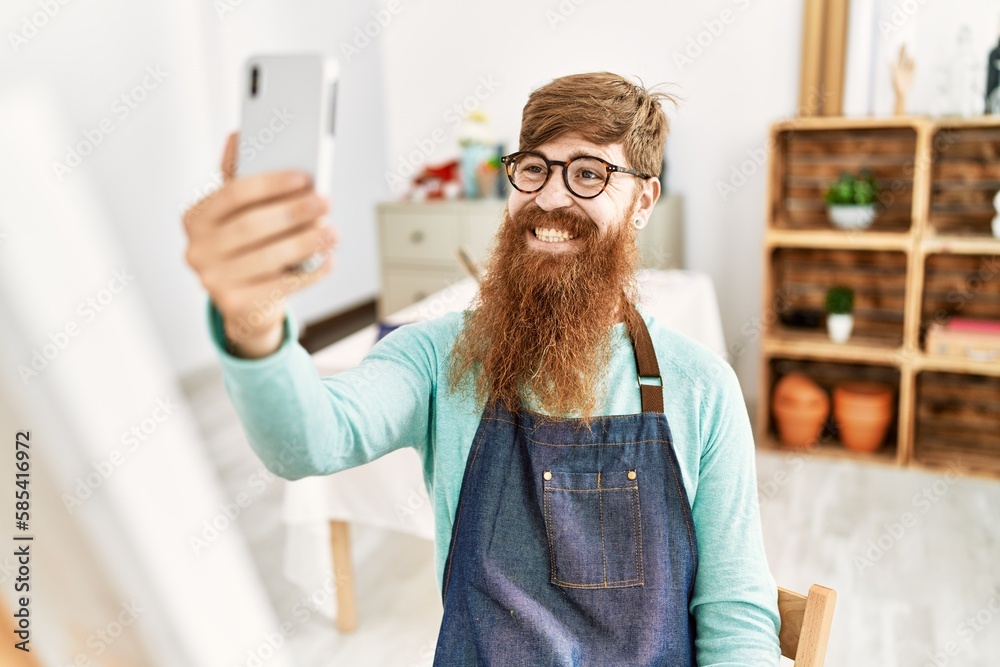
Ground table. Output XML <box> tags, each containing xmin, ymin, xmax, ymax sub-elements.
<box><xmin>282</xmin><ymin>270</ymin><xmax>727</xmax><ymax>626</ymax></box>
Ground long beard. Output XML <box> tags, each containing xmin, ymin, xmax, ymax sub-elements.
<box><xmin>446</xmin><ymin>200</ymin><xmax>642</xmax><ymax>425</ymax></box>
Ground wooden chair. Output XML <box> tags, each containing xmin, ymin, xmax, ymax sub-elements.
<box><xmin>778</xmin><ymin>584</ymin><xmax>837</xmax><ymax>666</ymax></box>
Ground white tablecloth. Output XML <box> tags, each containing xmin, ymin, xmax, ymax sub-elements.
<box><xmin>281</xmin><ymin>270</ymin><xmax>726</xmax><ymax>617</ymax></box>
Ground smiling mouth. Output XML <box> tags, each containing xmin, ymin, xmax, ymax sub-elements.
<box><xmin>532</xmin><ymin>227</ymin><xmax>577</xmax><ymax>243</ymax></box>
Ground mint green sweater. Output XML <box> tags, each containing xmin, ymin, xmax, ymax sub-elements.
<box><xmin>206</xmin><ymin>297</ymin><xmax>781</xmax><ymax>665</ymax></box>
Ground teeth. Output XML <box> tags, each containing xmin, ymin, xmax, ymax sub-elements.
<box><xmin>533</xmin><ymin>227</ymin><xmax>576</xmax><ymax>243</ymax></box>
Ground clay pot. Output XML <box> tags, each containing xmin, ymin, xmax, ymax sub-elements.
<box><xmin>833</xmin><ymin>382</ymin><xmax>894</xmax><ymax>453</ymax></box>
<box><xmin>772</xmin><ymin>373</ymin><xmax>830</xmax><ymax>449</ymax></box>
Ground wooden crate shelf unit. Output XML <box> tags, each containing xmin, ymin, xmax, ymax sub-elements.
<box><xmin>758</xmin><ymin>115</ymin><xmax>1000</xmax><ymax>479</ymax></box>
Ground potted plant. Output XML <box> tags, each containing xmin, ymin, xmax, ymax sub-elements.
<box><xmin>825</xmin><ymin>285</ymin><xmax>854</xmax><ymax>344</ymax></box>
<box><xmin>833</xmin><ymin>381</ymin><xmax>894</xmax><ymax>452</ymax></box>
<box><xmin>824</xmin><ymin>169</ymin><xmax>879</xmax><ymax>230</ymax></box>
<box><xmin>772</xmin><ymin>373</ymin><xmax>830</xmax><ymax>449</ymax></box>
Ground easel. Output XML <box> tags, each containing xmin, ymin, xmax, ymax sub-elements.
<box><xmin>798</xmin><ymin>0</ymin><xmax>851</xmax><ymax>115</ymax></box>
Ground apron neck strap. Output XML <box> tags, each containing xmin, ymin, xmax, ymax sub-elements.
<box><xmin>624</xmin><ymin>303</ymin><xmax>664</xmax><ymax>413</ymax></box>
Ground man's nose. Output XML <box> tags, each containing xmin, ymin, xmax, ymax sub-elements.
<box><xmin>532</xmin><ymin>166</ymin><xmax>574</xmax><ymax>211</ymax></box>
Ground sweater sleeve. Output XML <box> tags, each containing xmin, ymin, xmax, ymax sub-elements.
<box><xmin>205</xmin><ymin>297</ymin><xmax>437</xmax><ymax>481</ymax></box>
<box><xmin>689</xmin><ymin>361</ymin><xmax>782</xmax><ymax>666</ymax></box>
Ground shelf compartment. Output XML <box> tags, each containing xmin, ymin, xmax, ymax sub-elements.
<box><xmin>916</xmin><ymin>352</ymin><xmax>1000</xmax><ymax>377</ymax></box>
<box><xmin>766</xmin><ymin>229</ymin><xmax>911</xmax><ymax>251</ymax></box>
<box><xmin>757</xmin><ymin>435</ymin><xmax>899</xmax><ymax>466</ymax></box>
<box><xmin>771</xmin><ymin>247</ymin><xmax>907</xmax><ymax>347</ymax></box>
<box><xmin>929</xmin><ymin>126</ymin><xmax>1000</xmax><ymax>237</ymax></box>
<box><xmin>915</xmin><ymin>371</ymin><xmax>1000</xmax><ymax>475</ymax></box>
<box><xmin>774</xmin><ymin>127</ymin><xmax>917</xmax><ymax>232</ymax></box>
<box><xmin>764</xmin><ymin>329</ymin><xmax>904</xmax><ymax>365</ymax></box>
<box><xmin>919</xmin><ymin>253</ymin><xmax>1000</xmax><ymax>346</ymax></box>
<box><xmin>762</xmin><ymin>357</ymin><xmax>902</xmax><ymax>460</ymax></box>
<box><xmin>922</xmin><ymin>234</ymin><xmax>1000</xmax><ymax>256</ymax></box>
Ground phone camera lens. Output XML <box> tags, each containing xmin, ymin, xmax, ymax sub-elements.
<box><xmin>250</xmin><ymin>66</ymin><xmax>259</xmax><ymax>97</ymax></box>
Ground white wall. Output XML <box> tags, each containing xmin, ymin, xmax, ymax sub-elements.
<box><xmin>1</xmin><ymin>0</ymin><xmax>391</xmax><ymax>378</ymax></box>
<box><xmin>380</xmin><ymin>0</ymin><xmax>999</xmax><ymax>405</ymax></box>
<box><xmin>380</xmin><ymin>0</ymin><xmax>805</xmax><ymax>404</ymax></box>
<box><xmin>5</xmin><ymin>0</ymin><xmax>998</xmax><ymax>390</ymax></box>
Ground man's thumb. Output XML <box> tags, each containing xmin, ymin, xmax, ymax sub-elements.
<box><xmin>220</xmin><ymin>131</ymin><xmax>239</xmax><ymax>184</ymax></box>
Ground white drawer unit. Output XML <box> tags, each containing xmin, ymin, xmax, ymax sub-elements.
<box><xmin>381</xmin><ymin>267</ymin><xmax>467</xmax><ymax>316</ymax></box>
<box><xmin>380</xmin><ymin>213</ymin><xmax>462</xmax><ymax>264</ymax></box>
<box><xmin>375</xmin><ymin>195</ymin><xmax>683</xmax><ymax>318</ymax></box>
<box><xmin>377</xmin><ymin>199</ymin><xmax>506</xmax><ymax>317</ymax></box>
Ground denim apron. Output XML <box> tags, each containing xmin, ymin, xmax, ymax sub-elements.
<box><xmin>433</xmin><ymin>306</ymin><xmax>699</xmax><ymax>666</ymax></box>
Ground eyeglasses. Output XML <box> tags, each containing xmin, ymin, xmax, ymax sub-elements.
<box><xmin>500</xmin><ymin>151</ymin><xmax>652</xmax><ymax>199</ymax></box>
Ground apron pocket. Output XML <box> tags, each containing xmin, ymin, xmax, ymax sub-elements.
<box><xmin>541</xmin><ymin>469</ymin><xmax>644</xmax><ymax>589</ymax></box>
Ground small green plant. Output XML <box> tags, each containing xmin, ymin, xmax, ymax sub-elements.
<box><xmin>825</xmin><ymin>285</ymin><xmax>854</xmax><ymax>314</ymax></box>
<box><xmin>824</xmin><ymin>169</ymin><xmax>878</xmax><ymax>205</ymax></box>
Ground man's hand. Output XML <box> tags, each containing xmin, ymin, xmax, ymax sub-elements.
<box><xmin>182</xmin><ymin>131</ymin><xmax>338</xmax><ymax>358</ymax></box>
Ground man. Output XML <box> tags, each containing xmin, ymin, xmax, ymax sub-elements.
<box><xmin>183</xmin><ymin>72</ymin><xmax>781</xmax><ymax>665</ymax></box>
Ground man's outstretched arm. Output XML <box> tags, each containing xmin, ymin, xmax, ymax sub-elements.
<box><xmin>206</xmin><ymin>297</ymin><xmax>437</xmax><ymax>481</ymax></box>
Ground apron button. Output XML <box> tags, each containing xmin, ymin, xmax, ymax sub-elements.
<box><xmin>627</xmin><ymin>470</ymin><xmax>637</xmax><ymax>480</ymax></box>
<box><xmin>543</xmin><ymin>471</ymin><xmax>552</xmax><ymax>481</ymax></box>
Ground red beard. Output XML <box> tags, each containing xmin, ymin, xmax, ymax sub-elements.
<box><xmin>446</xmin><ymin>200</ymin><xmax>643</xmax><ymax>425</ymax></box>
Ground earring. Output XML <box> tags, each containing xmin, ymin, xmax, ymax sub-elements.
<box><xmin>633</xmin><ymin>217</ymin><xmax>647</xmax><ymax>230</ymax></box>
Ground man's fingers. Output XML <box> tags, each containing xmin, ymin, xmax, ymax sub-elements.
<box><xmin>220</xmin><ymin>253</ymin><xmax>334</xmax><ymax>318</ymax></box>
<box><xmin>213</xmin><ymin>192</ymin><xmax>330</xmax><ymax>258</ymax></box>
<box><xmin>211</xmin><ymin>222</ymin><xmax>335</xmax><ymax>286</ymax></box>
<box><xmin>190</xmin><ymin>170</ymin><xmax>313</xmax><ymax>230</ymax></box>
<box><xmin>221</xmin><ymin>131</ymin><xmax>239</xmax><ymax>184</ymax></box>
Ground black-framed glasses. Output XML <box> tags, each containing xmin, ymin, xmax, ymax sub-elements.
<box><xmin>500</xmin><ymin>151</ymin><xmax>652</xmax><ymax>199</ymax></box>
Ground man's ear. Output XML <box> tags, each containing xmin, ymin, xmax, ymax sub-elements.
<box><xmin>635</xmin><ymin>177</ymin><xmax>661</xmax><ymax>220</ymax></box>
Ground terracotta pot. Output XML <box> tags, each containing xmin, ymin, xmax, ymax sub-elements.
<box><xmin>833</xmin><ymin>382</ymin><xmax>894</xmax><ymax>453</ymax></box>
<box><xmin>772</xmin><ymin>373</ymin><xmax>830</xmax><ymax>449</ymax></box>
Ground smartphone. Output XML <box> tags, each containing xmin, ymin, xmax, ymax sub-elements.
<box><xmin>238</xmin><ymin>53</ymin><xmax>339</xmax><ymax>273</ymax></box>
